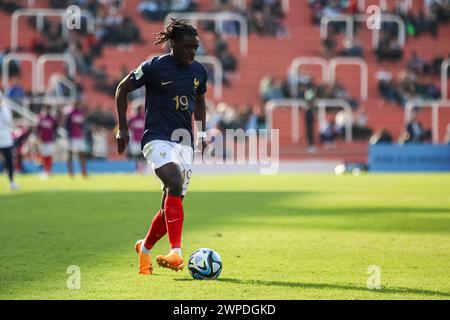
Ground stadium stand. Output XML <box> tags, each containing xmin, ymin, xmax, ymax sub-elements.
<box><xmin>1</xmin><ymin>0</ymin><xmax>450</xmax><ymax>164</ymax></box>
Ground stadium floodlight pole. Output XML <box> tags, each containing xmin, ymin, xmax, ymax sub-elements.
<box><xmin>11</xmin><ymin>8</ymin><xmax>95</xmax><ymax>51</ymax></box>
<box><xmin>2</xmin><ymin>53</ymin><xmax>38</xmax><ymax>94</ymax></box>
<box><xmin>288</xmin><ymin>57</ymin><xmax>329</xmax><ymax>98</ymax></box>
<box><xmin>328</xmin><ymin>57</ymin><xmax>368</xmax><ymax>101</ymax></box>
<box><xmin>441</xmin><ymin>59</ymin><xmax>450</xmax><ymax>101</ymax></box>
<box><xmin>164</xmin><ymin>12</ymin><xmax>248</xmax><ymax>56</ymax></box>
<box><xmin>36</xmin><ymin>54</ymin><xmax>77</xmax><ymax>93</ymax></box>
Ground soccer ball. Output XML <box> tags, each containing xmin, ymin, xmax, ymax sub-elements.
<box><xmin>188</xmin><ymin>248</ymin><xmax>222</xmax><ymax>280</ymax></box>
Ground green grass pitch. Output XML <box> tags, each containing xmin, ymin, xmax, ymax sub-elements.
<box><xmin>0</xmin><ymin>173</ymin><xmax>449</xmax><ymax>300</ymax></box>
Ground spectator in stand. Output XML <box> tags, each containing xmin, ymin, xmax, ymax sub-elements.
<box><xmin>370</xmin><ymin>129</ymin><xmax>393</xmax><ymax>145</ymax></box>
<box><xmin>259</xmin><ymin>76</ymin><xmax>285</xmax><ymax>102</ymax></box>
<box><xmin>5</xmin><ymin>75</ymin><xmax>25</xmax><ymax>105</ymax></box>
<box><xmin>65</xmin><ymin>101</ymin><xmax>88</xmax><ymax>177</ymax></box>
<box><xmin>338</xmin><ymin>39</ymin><xmax>364</xmax><ymax>58</ymax></box>
<box><xmin>404</xmin><ymin>111</ymin><xmax>431</xmax><ymax>144</ymax></box>
<box><xmin>304</xmin><ymin>90</ymin><xmax>317</xmax><ymax>153</ymax></box>
<box><xmin>36</xmin><ymin>105</ymin><xmax>58</xmax><ymax>179</ymax></box>
<box><xmin>375</xmin><ymin>33</ymin><xmax>403</xmax><ymax>62</ymax></box>
<box><xmin>445</xmin><ymin>123</ymin><xmax>450</xmax><ymax>144</ymax></box>
<box><xmin>128</xmin><ymin>104</ymin><xmax>146</xmax><ymax>161</ymax></box>
<box><xmin>319</xmin><ymin>116</ymin><xmax>338</xmax><ymax>149</ymax></box>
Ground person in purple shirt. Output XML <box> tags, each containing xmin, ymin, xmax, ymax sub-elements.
<box><xmin>65</xmin><ymin>101</ymin><xmax>88</xmax><ymax>177</ymax></box>
<box><xmin>37</xmin><ymin>105</ymin><xmax>58</xmax><ymax>178</ymax></box>
<box><xmin>127</xmin><ymin>104</ymin><xmax>146</xmax><ymax>160</ymax></box>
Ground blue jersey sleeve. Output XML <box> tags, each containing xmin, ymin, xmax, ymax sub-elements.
<box><xmin>129</xmin><ymin>58</ymin><xmax>157</xmax><ymax>88</ymax></box>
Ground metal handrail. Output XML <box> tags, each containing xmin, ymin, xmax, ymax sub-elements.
<box><xmin>405</xmin><ymin>99</ymin><xmax>450</xmax><ymax>144</ymax></box>
<box><xmin>288</xmin><ymin>57</ymin><xmax>368</xmax><ymax>101</ymax></box>
<box><xmin>2</xmin><ymin>53</ymin><xmax>38</xmax><ymax>93</ymax></box>
<box><xmin>36</xmin><ymin>54</ymin><xmax>77</xmax><ymax>92</ymax></box>
<box><xmin>265</xmin><ymin>98</ymin><xmax>353</xmax><ymax>143</ymax></box>
<box><xmin>320</xmin><ymin>14</ymin><xmax>406</xmax><ymax>49</ymax></box>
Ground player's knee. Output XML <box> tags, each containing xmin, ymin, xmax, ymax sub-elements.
<box><xmin>165</xmin><ymin>175</ymin><xmax>183</xmax><ymax>196</ymax></box>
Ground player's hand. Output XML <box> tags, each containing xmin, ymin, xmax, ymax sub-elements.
<box><xmin>116</xmin><ymin>129</ymin><xmax>129</xmax><ymax>155</ymax></box>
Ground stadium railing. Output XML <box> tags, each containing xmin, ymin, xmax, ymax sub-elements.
<box><xmin>404</xmin><ymin>99</ymin><xmax>450</xmax><ymax>144</ymax></box>
<box><xmin>163</xmin><ymin>12</ymin><xmax>248</xmax><ymax>56</ymax></box>
<box><xmin>320</xmin><ymin>14</ymin><xmax>406</xmax><ymax>49</ymax></box>
<box><xmin>2</xmin><ymin>53</ymin><xmax>38</xmax><ymax>94</ymax></box>
<box><xmin>44</xmin><ymin>73</ymin><xmax>78</xmax><ymax>102</ymax></box>
<box><xmin>289</xmin><ymin>57</ymin><xmax>368</xmax><ymax>101</ymax></box>
<box><xmin>0</xmin><ymin>90</ymin><xmax>38</xmax><ymax>126</ymax></box>
<box><xmin>441</xmin><ymin>58</ymin><xmax>450</xmax><ymax>100</ymax></box>
<box><xmin>289</xmin><ymin>57</ymin><xmax>329</xmax><ymax>97</ymax></box>
<box><xmin>329</xmin><ymin>57</ymin><xmax>368</xmax><ymax>101</ymax></box>
<box><xmin>37</xmin><ymin>54</ymin><xmax>77</xmax><ymax>93</ymax></box>
<box><xmin>147</xmin><ymin>54</ymin><xmax>223</xmax><ymax>100</ymax></box>
<box><xmin>265</xmin><ymin>98</ymin><xmax>353</xmax><ymax>143</ymax></box>
<box><xmin>11</xmin><ymin>8</ymin><xmax>95</xmax><ymax>51</ymax></box>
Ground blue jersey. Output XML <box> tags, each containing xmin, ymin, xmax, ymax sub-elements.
<box><xmin>129</xmin><ymin>54</ymin><xmax>207</xmax><ymax>149</ymax></box>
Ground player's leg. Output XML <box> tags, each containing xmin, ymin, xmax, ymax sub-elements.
<box><xmin>1</xmin><ymin>147</ymin><xmax>17</xmax><ymax>190</ymax></box>
<box><xmin>141</xmin><ymin>190</ymin><xmax>168</xmax><ymax>252</ymax></box>
<box><xmin>154</xmin><ymin>162</ymin><xmax>185</xmax><ymax>271</ymax></box>
<box><xmin>67</xmin><ymin>149</ymin><xmax>74</xmax><ymax>176</ymax></box>
<box><xmin>79</xmin><ymin>152</ymin><xmax>88</xmax><ymax>177</ymax></box>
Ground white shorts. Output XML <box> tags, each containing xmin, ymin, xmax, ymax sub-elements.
<box><xmin>128</xmin><ymin>141</ymin><xmax>142</xmax><ymax>156</ymax></box>
<box><xmin>39</xmin><ymin>142</ymin><xmax>54</xmax><ymax>157</ymax></box>
<box><xmin>70</xmin><ymin>138</ymin><xmax>87</xmax><ymax>153</ymax></box>
<box><xmin>142</xmin><ymin>140</ymin><xmax>193</xmax><ymax>196</ymax></box>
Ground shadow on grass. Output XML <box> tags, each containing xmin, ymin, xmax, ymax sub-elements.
<box><xmin>176</xmin><ymin>278</ymin><xmax>450</xmax><ymax>298</ymax></box>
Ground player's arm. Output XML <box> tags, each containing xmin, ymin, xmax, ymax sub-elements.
<box><xmin>115</xmin><ymin>73</ymin><xmax>137</xmax><ymax>154</ymax></box>
<box><xmin>194</xmin><ymin>93</ymin><xmax>207</xmax><ymax>152</ymax></box>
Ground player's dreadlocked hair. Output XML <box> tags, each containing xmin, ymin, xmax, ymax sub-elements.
<box><xmin>154</xmin><ymin>17</ymin><xmax>198</xmax><ymax>47</ymax></box>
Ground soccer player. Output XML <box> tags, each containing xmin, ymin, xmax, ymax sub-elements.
<box><xmin>37</xmin><ymin>105</ymin><xmax>58</xmax><ymax>178</ymax></box>
<box><xmin>115</xmin><ymin>18</ymin><xmax>208</xmax><ymax>275</ymax></box>
<box><xmin>0</xmin><ymin>101</ymin><xmax>18</xmax><ymax>190</ymax></box>
<box><xmin>66</xmin><ymin>101</ymin><xmax>88</xmax><ymax>177</ymax></box>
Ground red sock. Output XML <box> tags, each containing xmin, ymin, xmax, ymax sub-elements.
<box><xmin>143</xmin><ymin>209</ymin><xmax>167</xmax><ymax>250</ymax></box>
<box><xmin>164</xmin><ymin>195</ymin><xmax>184</xmax><ymax>249</ymax></box>
<box><xmin>44</xmin><ymin>156</ymin><xmax>52</xmax><ymax>175</ymax></box>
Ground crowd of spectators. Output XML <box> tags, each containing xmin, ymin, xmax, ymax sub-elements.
<box><xmin>377</xmin><ymin>51</ymin><xmax>447</xmax><ymax>107</ymax></box>
<box><xmin>260</xmin><ymin>68</ymin><xmax>359</xmax><ymax>109</ymax></box>
<box><xmin>310</xmin><ymin>0</ymin><xmax>450</xmax><ymax>61</ymax></box>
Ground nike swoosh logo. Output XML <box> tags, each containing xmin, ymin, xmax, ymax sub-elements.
<box><xmin>161</xmin><ymin>81</ymin><xmax>173</xmax><ymax>86</ymax></box>
<box><xmin>167</xmin><ymin>219</ymin><xmax>179</xmax><ymax>223</ymax></box>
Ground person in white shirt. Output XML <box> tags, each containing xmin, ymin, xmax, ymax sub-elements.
<box><xmin>0</xmin><ymin>102</ymin><xmax>18</xmax><ymax>190</ymax></box>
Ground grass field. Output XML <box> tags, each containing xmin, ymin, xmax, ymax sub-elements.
<box><xmin>0</xmin><ymin>173</ymin><xmax>449</xmax><ymax>300</ymax></box>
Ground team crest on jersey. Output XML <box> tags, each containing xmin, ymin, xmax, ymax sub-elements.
<box><xmin>194</xmin><ymin>78</ymin><xmax>200</xmax><ymax>90</ymax></box>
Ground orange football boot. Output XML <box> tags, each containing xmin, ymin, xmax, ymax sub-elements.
<box><xmin>156</xmin><ymin>252</ymin><xmax>184</xmax><ymax>271</ymax></box>
<box><xmin>135</xmin><ymin>240</ymin><xmax>153</xmax><ymax>275</ymax></box>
